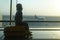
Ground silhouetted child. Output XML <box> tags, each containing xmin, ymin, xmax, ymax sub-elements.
<box><xmin>15</xmin><ymin>3</ymin><xmax>29</xmax><ymax>32</ymax></box>
<box><xmin>15</xmin><ymin>3</ymin><xmax>23</xmax><ymax>26</ymax></box>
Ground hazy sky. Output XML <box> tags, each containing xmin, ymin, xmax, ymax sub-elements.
<box><xmin>0</xmin><ymin>0</ymin><xmax>60</xmax><ymax>16</ymax></box>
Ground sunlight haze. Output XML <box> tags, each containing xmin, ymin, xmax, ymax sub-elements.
<box><xmin>0</xmin><ymin>0</ymin><xmax>60</xmax><ymax>16</ymax></box>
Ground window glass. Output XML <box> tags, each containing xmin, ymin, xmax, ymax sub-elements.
<box><xmin>17</xmin><ymin>0</ymin><xmax>60</xmax><ymax>28</ymax></box>
<box><xmin>0</xmin><ymin>0</ymin><xmax>10</xmax><ymax>27</ymax></box>
<box><xmin>0</xmin><ymin>0</ymin><xmax>60</xmax><ymax>28</ymax></box>
<box><xmin>0</xmin><ymin>0</ymin><xmax>60</xmax><ymax>40</ymax></box>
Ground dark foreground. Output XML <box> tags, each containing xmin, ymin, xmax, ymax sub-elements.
<box><xmin>3</xmin><ymin>37</ymin><xmax>60</xmax><ymax>40</ymax></box>
<box><xmin>2</xmin><ymin>36</ymin><xmax>60</xmax><ymax>40</ymax></box>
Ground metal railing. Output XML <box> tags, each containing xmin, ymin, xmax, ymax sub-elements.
<box><xmin>1</xmin><ymin>20</ymin><xmax>60</xmax><ymax>22</ymax></box>
<box><xmin>0</xmin><ymin>20</ymin><xmax>60</xmax><ymax>31</ymax></box>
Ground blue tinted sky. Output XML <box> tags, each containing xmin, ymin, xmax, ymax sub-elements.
<box><xmin>0</xmin><ymin>0</ymin><xmax>60</xmax><ymax>16</ymax></box>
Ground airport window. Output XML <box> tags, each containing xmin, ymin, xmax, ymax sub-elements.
<box><xmin>0</xmin><ymin>0</ymin><xmax>60</xmax><ymax>28</ymax></box>
<box><xmin>0</xmin><ymin>0</ymin><xmax>60</xmax><ymax>40</ymax></box>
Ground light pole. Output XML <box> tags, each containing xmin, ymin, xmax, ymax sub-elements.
<box><xmin>16</xmin><ymin>0</ymin><xmax>18</xmax><ymax>5</ymax></box>
<box><xmin>10</xmin><ymin>0</ymin><xmax>12</xmax><ymax>25</ymax></box>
